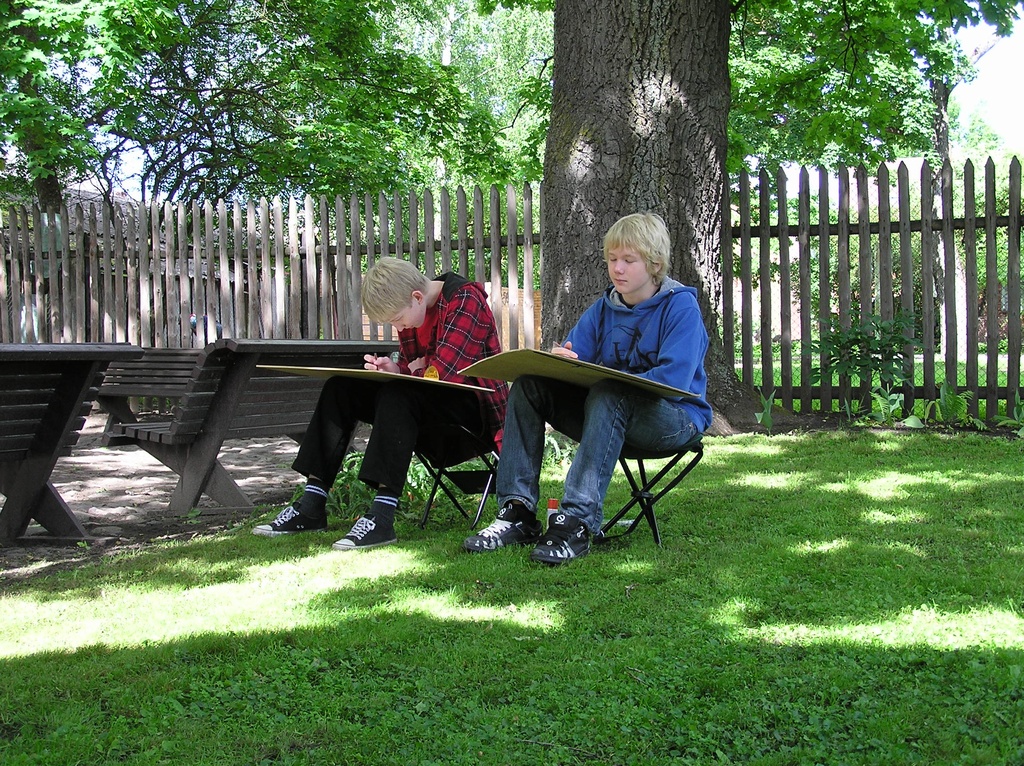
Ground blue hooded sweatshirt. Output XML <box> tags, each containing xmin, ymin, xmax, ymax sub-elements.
<box><xmin>563</xmin><ymin>276</ymin><xmax>713</xmax><ymax>432</ymax></box>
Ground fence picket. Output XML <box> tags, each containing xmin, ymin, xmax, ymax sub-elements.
<box><xmin>246</xmin><ymin>200</ymin><xmax>259</xmax><ymax>339</ymax></box>
<box><xmin>897</xmin><ymin>163</ymin><xmax>915</xmax><ymax>411</ymax></box>
<box><xmin>1007</xmin><ymin>158</ymin><xmax>1022</xmax><ymax>415</ymax></box>
<box><xmin>488</xmin><ymin>185</ymin><xmax>502</xmax><ymax>337</ymax></box>
<box><xmin>197</xmin><ymin>201</ymin><xmax>213</xmax><ymax>345</ymax></box>
<box><xmin>506</xmin><ymin>183</ymin><xmax>520</xmax><ymax>352</ymax></box>
<box><xmin>164</xmin><ymin>201</ymin><xmax>180</xmax><ymax>347</ymax></box>
<box><xmin>877</xmin><ymin>164</ymin><xmax>894</xmax><ymax>322</ymax></box>
<box><xmin>964</xmin><ymin>161</ymin><xmax>979</xmax><ymax>417</ymax></box>
<box><xmin>776</xmin><ymin>168</ymin><xmax>793</xmax><ymax>410</ymax></box>
<box><xmin>523</xmin><ymin>182</ymin><xmax>537</xmax><ymax>351</ymax></box>
<box><xmin>31</xmin><ymin>205</ymin><xmax>44</xmax><ymax>341</ymax></box>
<box><xmin>985</xmin><ymin>159</ymin><xmax>1000</xmax><ymax>419</ymax></box>
<box><xmin>837</xmin><ymin>167</ymin><xmax>853</xmax><ymax>407</ymax></box>
<box><xmin>940</xmin><ymin>160</ymin><xmax>959</xmax><ymax>388</ymax></box>
<box><xmin>318</xmin><ymin>196</ymin><xmax>333</xmax><ymax>340</ymax></box>
<box><xmin>722</xmin><ymin>179</ymin><xmax>735</xmax><ymax>373</ymax></box>
<box><xmin>439</xmin><ymin>187</ymin><xmax>452</xmax><ymax>274</ymax></box>
<box><xmin>0</xmin><ymin>209</ymin><xmax>7</xmax><ymax>342</ymax></box>
<box><xmin>457</xmin><ymin>187</ymin><xmax>470</xmax><ymax>277</ymax></box>
<box><xmin>191</xmin><ymin>200</ymin><xmax>205</xmax><ymax>347</ymax></box>
<box><xmin>920</xmin><ymin>162</ymin><xmax>937</xmax><ymax>400</ymax></box>
<box><xmin>303</xmin><ymin>195</ymin><xmax>317</xmax><ymax>339</ymax></box>
<box><xmin>817</xmin><ymin>167</ymin><xmax>833</xmax><ymax>414</ymax></box>
<box><xmin>797</xmin><ymin>168</ymin><xmax>812</xmax><ymax>414</ymax></box>
<box><xmin>272</xmin><ymin>197</ymin><xmax>285</xmax><ymax>339</ymax></box>
<box><xmin>174</xmin><ymin>201</ymin><xmax>188</xmax><ymax>345</ymax></box>
<box><xmin>287</xmin><ymin>197</ymin><xmax>300</xmax><ymax>338</ymax></box>
<box><xmin>473</xmin><ymin>186</ymin><xmax>485</xmax><ymax>285</ymax></box>
<box><xmin>347</xmin><ymin>194</ymin><xmax>361</xmax><ymax>339</ymax></box>
<box><xmin>739</xmin><ymin>168</ymin><xmax>753</xmax><ymax>388</ymax></box>
<box><xmin>233</xmin><ymin>200</ymin><xmax>245</xmax><ymax>341</ymax></box>
<box><xmin>758</xmin><ymin>168</ymin><xmax>773</xmax><ymax>399</ymax></box>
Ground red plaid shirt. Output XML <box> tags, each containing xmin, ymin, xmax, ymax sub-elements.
<box><xmin>394</xmin><ymin>273</ymin><xmax>509</xmax><ymax>450</ymax></box>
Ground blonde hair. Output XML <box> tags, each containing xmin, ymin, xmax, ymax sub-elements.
<box><xmin>603</xmin><ymin>212</ymin><xmax>671</xmax><ymax>283</ymax></box>
<box><xmin>361</xmin><ymin>257</ymin><xmax>430</xmax><ymax>322</ymax></box>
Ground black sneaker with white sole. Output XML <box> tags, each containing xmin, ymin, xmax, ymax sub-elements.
<box><xmin>529</xmin><ymin>512</ymin><xmax>591</xmax><ymax>565</ymax></box>
<box><xmin>463</xmin><ymin>502</ymin><xmax>542</xmax><ymax>552</ymax></box>
<box><xmin>332</xmin><ymin>514</ymin><xmax>397</xmax><ymax>551</ymax></box>
<box><xmin>253</xmin><ymin>502</ymin><xmax>327</xmax><ymax>537</ymax></box>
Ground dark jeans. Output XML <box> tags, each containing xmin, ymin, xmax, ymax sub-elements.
<box><xmin>292</xmin><ymin>376</ymin><xmax>483</xmax><ymax>492</ymax></box>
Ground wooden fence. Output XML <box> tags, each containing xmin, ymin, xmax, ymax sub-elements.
<box><xmin>0</xmin><ymin>184</ymin><xmax>541</xmax><ymax>352</ymax></box>
<box><xmin>2</xmin><ymin>157</ymin><xmax>1022</xmax><ymax>419</ymax></box>
<box><xmin>726</xmin><ymin>157</ymin><xmax>1022</xmax><ymax>420</ymax></box>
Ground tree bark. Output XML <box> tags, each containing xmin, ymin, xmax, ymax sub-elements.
<box><xmin>929</xmin><ymin>31</ymin><xmax>999</xmax><ymax>365</ymax></box>
<box><xmin>541</xmin><ymin>0</ymin><xmax>758</xmax><ymax>431</ymax></box>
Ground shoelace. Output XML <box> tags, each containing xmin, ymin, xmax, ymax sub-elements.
<box><xmin>478</xmin><ymin>519</ymin><xmax>513</xmax><ymax>539</ymax></box>
<box><xmin>347</xmin><ymin>516</ymin><xmax>376</xmax><ymax>540</ymax></box>
<box><xmin>273</xmin><ymin>505</ymin><xmax>301</xmax><ymax>525</ymax></box>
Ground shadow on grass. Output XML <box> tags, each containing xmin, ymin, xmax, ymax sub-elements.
<box><xmin>8</xmin><ymin>431</ymin><xmax>1024</xmax><ymax>628</ymax></box>
<box><xmin>2</xmin><ymin>577</ymin><xmax>1023</xmax><ymax>764</ymax></box>
<box><xmin>5</xmin><ymin>428</ymin><xmax>1024</xmax><ymax>763</ymax></box>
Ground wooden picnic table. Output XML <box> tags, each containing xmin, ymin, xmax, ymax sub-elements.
<box><xmin>0</xmin><ymin>343</ymin><xmax>144</xmax><ymax>541</ymax></box>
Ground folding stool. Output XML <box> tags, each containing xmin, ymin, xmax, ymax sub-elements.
<box><xmin>414</xmin><ymin>423</ymin><xmax>498</xmax><ymax>529</ymax></box>
<box><xmin>599</xmin><ymin>433</ymin><xmax>704</xmax><ymax>545</ymax></box>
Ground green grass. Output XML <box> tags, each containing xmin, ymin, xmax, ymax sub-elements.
<box><xmin>3</xmin><ymin>430</ymin><xmax>1024</xmax><ymax>765</ymax></box>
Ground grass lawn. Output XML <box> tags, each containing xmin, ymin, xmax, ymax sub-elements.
<box><xmin>2</xmin><ymin>429</ymin><xmax>1024</xmax><ymax>765</ymax></box>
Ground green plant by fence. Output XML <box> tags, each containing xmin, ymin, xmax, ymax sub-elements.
<box><xmin>2</xmin><ymin>157</ymin><xmax>1022</xmax><ymax>420</ymax></box>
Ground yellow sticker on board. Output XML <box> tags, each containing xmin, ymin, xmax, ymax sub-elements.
<box><xmin>423</xmin><ymin>365</ymin><xmax>439</xmax><ymax>379</ymax></box>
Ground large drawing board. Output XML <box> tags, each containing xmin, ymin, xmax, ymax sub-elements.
<box><xmin>460</xmin><ymin>348</ymin><xmax>697</xmax><ymax>399</ymax></box>
<box><xmin>258</xmin><ymin>365</ymin><xmax>494</xmax><ymax>393</ymax></box>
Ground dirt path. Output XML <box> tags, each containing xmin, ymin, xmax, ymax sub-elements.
<box><xmin>1</xmin><ymin>410</ymin><xmax>301</xmax><ymax>583</ymax></box>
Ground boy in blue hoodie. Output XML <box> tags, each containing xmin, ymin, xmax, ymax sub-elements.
<box><xmin>464</xmin><ymin>212</ymin><xmax>712</xmax><ymax>564</ymax></box>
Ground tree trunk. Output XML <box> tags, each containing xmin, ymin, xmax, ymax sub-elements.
<box><xmin>541</xmin><ymin>0</ymin><xmax>758</xmax><ymax>432</ymax></box>
<box><xmin>928</xmin><ymin>30</ymin><xmax>1000</xmax><ymax>366</ymax></box>
<box><xmin>15</xmin><ymin>27</ymin><xmax>65</xmax><ymax>211</ymax></box>
<box><xmin>930</xmin><ymin>75</ymin><xmax>969</xmax><ymax>364</ymax></box>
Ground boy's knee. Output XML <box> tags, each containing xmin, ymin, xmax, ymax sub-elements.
<box><xmin>587</xmin><ymin>378</ymin><xmax>631</xmax><ymax>402</ymax></box>
<box><xmin>509</xmin><ymin>374</ymin><xmax>547</xmax><ymax>403</ymax></box>
<box><xmin>374</xmin><ymin>381</ymin><xmax>418</xmax><ymax>412</ymax></box>
<box><xmin>583</xmin><ymin>380</ymin><xmax>638</xmax><ymax>420</ymax></box>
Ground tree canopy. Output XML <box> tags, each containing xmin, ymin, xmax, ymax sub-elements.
<box><xmin>2</xmin><ymin>0</ymin><xmax>1021</xmax><ymax>208</ymax></box>
<box><xmin>1</xmin><ymin>0</ymin><xmax>551</xmax><ymax>205</ymax></box>
<box><xmin>729</xmin><ymin>0</ymin><xmax>1020</xmax><ymax>172</ymax></box>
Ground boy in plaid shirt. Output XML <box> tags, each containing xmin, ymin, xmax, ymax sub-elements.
<box><xmin>254</xmin><ymin>257</ymin><xmax>508</xmax><ymax>550</ymax></box>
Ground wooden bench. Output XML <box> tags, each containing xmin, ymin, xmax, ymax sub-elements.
<box><xmin>0</xmin><ymin>343</ymin><xmax>144</xmax><ymax>541</ymax></box>
<box><xmin>97</xmin><ymin>339</ymin><xmax>392</xmax><ymax>513</ymax></box>
<box><xmin>97</xmin><ymin>347</ymin><xmax>202</xmax><ymax>422</ymax></box>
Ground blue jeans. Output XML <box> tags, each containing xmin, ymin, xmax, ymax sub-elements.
<box><xmin>497</xmin><ymin>375</ymin><xmax>699</xmax><ymax>533</ymax></box>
